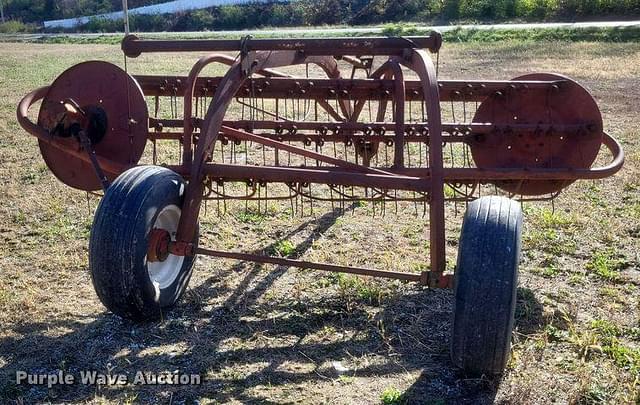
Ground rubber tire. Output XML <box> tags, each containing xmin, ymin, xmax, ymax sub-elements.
<box><xmin>451</xmin><ymin>196</ymin><xmax>523</xmax><ymax>376</ymax></box>
<box><xmin>89</xmin><ymin>166</ymin><xmax>198</xmax><ymax>321</ymax></box>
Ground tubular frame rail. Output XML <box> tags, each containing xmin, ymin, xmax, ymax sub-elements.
<box><xmin>16</xmin><ymin>33</ymin><xmax>624</xmax><ymax>288</ymax></box>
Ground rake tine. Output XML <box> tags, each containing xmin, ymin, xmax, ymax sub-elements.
<box><xmin>222</xmin><ymin>183</ymin><xmax>227</xmax><ymax>215</ymax></box>
<box><xmin>245</xmin><ymin>183</ymin><xmax>249</xmax><ymax>214</ymax></box>
<box><xmin>290</xmin><ymin>185</ymin><xmax>295</xmax><ymax>217</ymax></box>
<box><xmin>395</xmin><ymin>190</ymin><xmax>399</xmax><ymax>215</ymax></box>
<box><xmin>300</xmin><ymin>186</ymin><xmax>304</xmax><ymax>217</ymax></box>
<box><xmin>243</xmin><ymin>141</ymin><xmax>249</xmax><ymax>165</ymax></box>
<box><xmin>382</xmin><ymin>192</ymin><xmax>387</xmax><ymax>218</ymax></box>
<box><xmin>216</xmin><ymin>183</ymin><xmax>221</xmax><ymax>217</ymax></box>
<box><xmin>351</xmin><ymin>186</ymin><xmax>356</xmax><ymax>216</ymax></box>
<box><xmin>423</xmin><ymin>194</ymin><xmax>427</xmax><ymax>218</ymax></box>
<box><xmin>330</xmin><ymin>185</ymin><xmax>335</xmax><ymax>211</ymax></box>
<box><xmin>372</xmin><ymin>195</ymin><xmax>376</xmax><ymax>218</ymax></box>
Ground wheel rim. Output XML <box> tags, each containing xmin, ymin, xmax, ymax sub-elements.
<box><xmin>147</xmin><ymin>205</ymin><xmax>185</xmax><ymax>290</ymax></box>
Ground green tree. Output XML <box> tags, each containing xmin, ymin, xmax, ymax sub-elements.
<box><xmin>183</xmin><ymin>9</ymin><xmax>213</xmax><ymax>30</ymax></box>
<box><xmin>442</xmin><ymin>0</ymin><xmax>460</xmax><ymax>20</ymax></box>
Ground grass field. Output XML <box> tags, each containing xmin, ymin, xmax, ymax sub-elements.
<box><xmin>3</xmin><ymin>25</ymin><xmax>640</xmax><ymax>45</ymax></box>
<box><xmin>0</xmin><ymin>39</ymin><xmax>639</xmax><ymax>404</ymax></box>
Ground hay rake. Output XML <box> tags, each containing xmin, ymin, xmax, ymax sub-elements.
<box><xmin>17</xmin><ymin>32</ymin><xmax>623</xmax><ymax>375</ymax></box>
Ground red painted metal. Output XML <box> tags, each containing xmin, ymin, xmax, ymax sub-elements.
<box><xmin>470</xmin><ymin>73</ymin><xmax>604</xmax><ymax>195</ymax></box>
<box><xmin>121</xmin><ymin>34</ymin><xmax>443</xmax><ymax>57</ymax></box>
<box><xmin>397</xmin><ymin>49</ymin><xmax>446</xmax><ymax>280</ymax></box>
<box><xmin>194</xmin><ymin>247</ymin><xmax>423</xmax><ymax>282</ymax></box>
<box><xmin>36</xmin><ymin>61</ymin><xmax>148</xmax><ymax>191</ymax></box>
<box><xmin>148</xmin><ymin>229</ymin><xmax>171</xmax><ymax>262</ymax></box>
<box><xmin>16</xmin><ymin>33</ymin><xmax>624</xmax><ymax>288</ymax></box>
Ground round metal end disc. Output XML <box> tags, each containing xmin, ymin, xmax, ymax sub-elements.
<box><xmin>470</xmin><ymin>73</ymin><xmax>603</xmax><ymax>195</ymax></box>
<box><xmin>38</xmin><ymin>61</ymin><xmax>148</xmax><ymax>191</ymax></box>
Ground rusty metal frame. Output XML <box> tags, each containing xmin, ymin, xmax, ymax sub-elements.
<box><xmin>16</xmin><ymin>33</ymin><xmax>624</xmax><ymax>289</ymax></box>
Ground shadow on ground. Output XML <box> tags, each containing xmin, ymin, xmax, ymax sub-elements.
<box><xmin>0</xmin><ymin>208</ymin><xmax>545</xmax><ymax>404</ymax></box>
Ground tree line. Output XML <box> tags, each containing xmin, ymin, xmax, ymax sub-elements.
<box><xmin>1</xmin><ymin>0</ymin><xmax>639</xmax><ymax>33</ymax></box>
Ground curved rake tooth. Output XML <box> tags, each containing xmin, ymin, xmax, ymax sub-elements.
<box><xmin>222</xmin><ymin>183</ymin><xmax>227</xmax><ymax>215</ymax></box>
<box><xmin>309</xmin><ymin>184</ymin><xmax>314</xmax><ymax>216</ymax></box>
<box><xmin>395</xmin><ymin>190</ymin><xmax>399</xmax><ymax>215</ymax></box>
<box><xmin>300</xmin><ymin>186</ymin><xmax>305</xmax><ymax>217</ymax></box>
<box><xmin>216</xmin><ymin>183</ymin><xmax>221</xmax><ymax>217</ymax></box>
<box><xmin>245</xmin><ymin>183</ymin><xmax>249</xmax><ymax>214</ymax></box>
<box><xmin>423</xmin><ymin>195</ymin><xmax>427</xmax><ymax>218</ymax></box>
<box><xmin>152</xmin><ymin>139</ymin><xmax>157</xmax><ymax>165</ymax></box>
<box><xmin>330</xmin><ymin>185</ymin><xmax>335</xmax><ymax>211</ymax></box>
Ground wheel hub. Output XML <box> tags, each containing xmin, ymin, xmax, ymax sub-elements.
<box><xmin>148</xmin><ymin>228</ymin><xmax>171</xmax><ymax>262</ymax></box>
<box><xmin>146</xmin><ymin>205</ymin><xmax>185</xmax><ymax>290</ymax></box>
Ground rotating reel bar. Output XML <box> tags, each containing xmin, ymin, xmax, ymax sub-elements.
<box><xmin>17</xmin><ymin>38</ymin><xmax>620</xmax><ymax>201</ymax></box>
<box><xmin>136</xmin><ymin>70</ymin><xmax>610</xmax><ymax>198</ymax></box>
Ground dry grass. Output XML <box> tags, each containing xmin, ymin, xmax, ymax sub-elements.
<box><xmin>0</xmin><ymin>40</ymin><xmax>639</xmax><ymax>404</ymax></box>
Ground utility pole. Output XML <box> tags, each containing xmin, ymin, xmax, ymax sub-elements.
<box><xmin>1</xmin><ymin>0</ymin><xmax>5</xmax><ymax>24</ymax></box>
<box><xmin>122</xmin><ymin>0</ymin><xmax>129</xmax><ymax>35</ymax></box>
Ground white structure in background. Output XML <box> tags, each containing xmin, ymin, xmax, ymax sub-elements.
<box><xmin>44</xmin><ymin>0</ymin><xmax>282</xmax><ymax>29</ymax></box>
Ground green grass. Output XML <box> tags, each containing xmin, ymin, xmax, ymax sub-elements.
<box><xmin>380</xmin><ymin>386</ymin><xmax>403</xmax><ymax>405</ymax></box>
<box><xmin>525</xmin><ymin>227</ymin><xmax>577</xmax><ymax>256</ymax></box>
<box><xmin>591</xmin><ymin>319</ymin><xmax>622</xmax><ymax>338</ymax></box>
<box><xmin>532</xmin><ymin>263</ymin><xmax>561</xmax><ymax>278</ymax></box>
<box><xmin>591</xmin><ymin>321</ymin><xmax>640</xmax><ymax>373</ymax></box>
<box><xmin>4</xmin><ymin>25</ymin><xmax>640</xmax><ymax>46</ymax></box>
<box><xmin>324</xmin><ymin>273</ymin><xmax>391</xmax><ymax>305</ymax></box>
<box><xmin>524</xmin><ymin>206</ymin><xmax>580</xmax><ymax>259</ymax></box>
<box><xmin>556</xmin><ymin>318</ymin><xmax>640</xmax><ymax>377</ymax></box>
<box><xmin>271</xmin><ymin>239</ymin><xmax>296</xmax><ymax>257</ymax></box>
<box><xmin>235</xmin><ymin>208</ymin><xmax>269</xmax><ymax>224</ymax></box>
<box><xmin>574</xmin><ymin>384</ymin><xmax>611</xmax><ymax>404</ymax></box>
<box><xmin>383</xmin><ymin>24</ymin><xmax>640</xmax><ymax>43</ymax></box>
<box><xmin>586</xmin><ymin>249</ymin><xmax>626</xmax><ymax>283</ymax></box>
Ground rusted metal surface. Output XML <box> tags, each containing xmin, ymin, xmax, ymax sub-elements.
<box><xmin>36</xmin><ymin>61</ymin><xmax>148</xmax><ymax>191</ymax></box>
<box><xmin>121</xmin><ymin>33</ymin><xmax>443</xmax><ymax>57</ymax></box>
<box><xmin>17</xmin><ymin>34</ymin><xmax>624</xmax><ymax>287</ymax></box>
<box><xmin>135</xmin><ymin>75</ymin><xmax>565</xmax><ymax>101</ymax></box>
<box><xmin>148</xmin><ymin>229</ymin><xmax>171</xmax><ymax>262</ymax></box>
<box><xmin>194</xmin><ymin>247</ymin><xmax>423</xmax><ymax>283</ymax></box>
<box><xmin>470</xmin><ymin>73</ymin><xmax>604</xmax><ymax>195</ymax></box>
